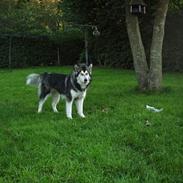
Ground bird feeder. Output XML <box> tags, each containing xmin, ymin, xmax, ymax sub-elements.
<box><xmin>92</xmin><ymin>26</ymin><xmax>100</xmax><ymax>37</ymax></box>
<box><xmin>129</xmin><ymin>0</ymin><xmax>146</xmax><ymax>15</ymax></box>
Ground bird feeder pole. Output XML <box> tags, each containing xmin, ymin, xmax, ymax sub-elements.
<box><xmin>84</xmin><ymin>29</ymin><xmax>89</xmax><ymax>65</ymax></box>
<box><xmin>67</xmin><ymin>23</ymin><xmax>100</xmax><ymax>64</ymax></box>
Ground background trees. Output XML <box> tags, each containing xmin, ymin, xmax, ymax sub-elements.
<box><xmin>0</xmin><ymin>0</ymin><xmax>183</xmax><ymax>90</ymax></box>
<box><xmin>0</xmin><ymin>0</ymin><xmax>83</xmax><ymax>68</ymax></box>
<box><xmin>0</xmin><ymin>0</ymin><xmax>61</xmax><ymax>35</ymax></box>
<box><xmin>60</xmin><ymin>0</ymin><xmax>183</xmax><ymax>91</ymax></box>
<box><xmin>60</xmin><ymin>0</ymin><xmax>132</xmax><ymax>67</ymax></box>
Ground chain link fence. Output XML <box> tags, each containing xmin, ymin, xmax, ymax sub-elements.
<box><xmin>0</xmin><ymin>33</ymin><xmax>84</xmax><ymax>69</ymax></box>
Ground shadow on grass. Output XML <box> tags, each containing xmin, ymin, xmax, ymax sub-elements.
<box><xmin>126</xmin><ymin>86</ymin><xmax>173</xmax><ymax>96</ymax></box>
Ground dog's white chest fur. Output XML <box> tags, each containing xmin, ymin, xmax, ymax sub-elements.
<box><xmin>70</xmin><ymin>89</ymin><xmax>86</xmax><ymax>99</ymax></box>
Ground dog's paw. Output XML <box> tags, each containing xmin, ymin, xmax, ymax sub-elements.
<box><xmin>79</xmin><ymin>113</ymin><xmax>86</xmax><ymax>118</ymax></box>
<box><xmin>53</xmin><ymin>110</ymin><xmax>59</xmax><ymax>113</ymax></box>
<box><xmin>67</xmin><ymin>116</ymin><xmax>73</xmax><ymax>120</ymax></box>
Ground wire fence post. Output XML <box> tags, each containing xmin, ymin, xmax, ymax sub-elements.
<box><xmin>84</xmin><ymin>29</ymin><xmax>89</xmax><ymax>65</ymax></box>
<box><xmin>8</xmin><ymin>36</ymin><xmax>12</xmax><ymax>69</ymax></box>
<box><xmin>57</xmin><ymin>47</ymin><xmax>60</xmax><ymax>65</ymax></box>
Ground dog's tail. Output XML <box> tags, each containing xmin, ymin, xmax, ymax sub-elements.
<box><xmin>26</xmin><ymin>73</ymin><xmax>41</xmax><ymax>87</ymax></box>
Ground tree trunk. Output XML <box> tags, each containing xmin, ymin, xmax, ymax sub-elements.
<box><xmin>149</xmin><ymin>0</ymin><xmax>169</xmax><ymax>90</ymax></box>
<box><xmin>125</xmin><ymin>0</ymin><xmax>149</xmax><ymax>90</ymax></box>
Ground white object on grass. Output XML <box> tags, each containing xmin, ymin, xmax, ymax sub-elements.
<box><xmin>146</xmin><ymin>105</ymin><xmax>163</xmax><ymax>112</ymax></box>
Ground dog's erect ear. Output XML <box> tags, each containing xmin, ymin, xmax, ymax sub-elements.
<box><xmin>88</xmin><ymin>64</ymin><xmax>93</xmax><ymax>74</ymax></box>
<box><xmin>74</xmin><ymin>64</ymin><xmax>80</xmax><ymax>72</ymax></box>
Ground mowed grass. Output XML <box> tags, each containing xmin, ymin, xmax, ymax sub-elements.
<box><xmin>0</xmin><ymin>67</ymin><xmax>182</xmax><ymax>183</ymax></box>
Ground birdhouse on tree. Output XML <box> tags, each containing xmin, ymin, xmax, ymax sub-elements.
<box><xmin>129</xmin><ymin>0</ymin><xmax>146</xmax><ymax>15</ymax></box>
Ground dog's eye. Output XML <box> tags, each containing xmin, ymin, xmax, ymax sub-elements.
<box><xmin>81</xmin><ymin>73</ymin><xmax>84</xmax><ymax>76</ymax></box>
<box><xmin>85</xmin><ymin>73</ymin><xmax>88</xmax><ymax>76</ymax></box>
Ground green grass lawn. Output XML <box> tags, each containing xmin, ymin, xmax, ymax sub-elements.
<box><xmin>0</xmin><ymin>67</ymin><xmax>182</xmax><ymax>183</ymax></box>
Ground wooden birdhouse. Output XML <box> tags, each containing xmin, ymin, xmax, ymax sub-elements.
<box><xmin>129</xmin><ymin>0</ymin><xmax>146</xmax><ymax>15</ymax></box>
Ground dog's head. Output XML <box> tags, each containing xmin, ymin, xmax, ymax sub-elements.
<box><xmin>73</xmin><ymin>63</ymin><xmax>93</xmax><ymax>88</ymax></box>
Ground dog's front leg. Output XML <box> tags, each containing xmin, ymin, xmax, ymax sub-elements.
<box><xmin>66</xmin><ymin>100</ymin><xmax>73</xmax><ymax>119</ymax></box>
<box><xmin>76</xmin><ymin>97</ymin><xmax>85</xmax><ymax>118</ymax></box>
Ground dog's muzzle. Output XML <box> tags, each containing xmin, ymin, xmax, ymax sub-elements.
<box><xmin>84</xmin><ymin>79</ymin><xmax>88</xmax><ymax>83</ymax></box>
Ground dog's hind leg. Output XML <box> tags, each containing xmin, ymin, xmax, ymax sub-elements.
<box><xmin>38</xmin><ymin>95</ymin><xmax>49</xmax><ymax>113</ymax></box>
<box><xmin>51</xmin><ymin>92</ymin><xmax>60</xmax><ymax>113</ymax></box>
<box><xmin>38</xmin><ymin>85</ymin><xmax>50</xmax><ymax>113</ymax></box>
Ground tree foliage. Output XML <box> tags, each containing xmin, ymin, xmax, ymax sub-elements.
<box><xmin>0</xmin><ymin>0</ymin><xmax>84</xmax><ymax>68</ymax></box>
<box><xmin>0</xmin><ymin>0</ymin><xmax>62</xmax><ymax>35</ymax></box>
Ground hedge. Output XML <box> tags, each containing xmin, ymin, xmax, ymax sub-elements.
<box><xmin>0</xmin><ymin>30</ymin><xmax>84</xmax><ymax>68</ymax></box>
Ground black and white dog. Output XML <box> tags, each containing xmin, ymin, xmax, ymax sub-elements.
<box><xmin>26</xmin><ymin>63</ymin><xmax>92</xmax><ymax>119</ymax></box>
